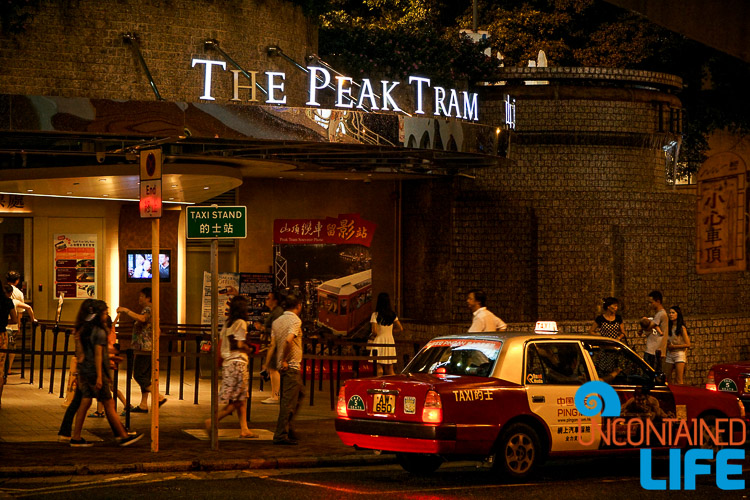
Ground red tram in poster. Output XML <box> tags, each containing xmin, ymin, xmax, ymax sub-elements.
<box><xmin>317</xmin><ymin>270</ymin><xmax>372</xmax><ymax>335</ymax></box>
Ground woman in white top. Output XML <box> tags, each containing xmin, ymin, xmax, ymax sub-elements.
<box><xmin>665</xmin><ymin>305</ymin><xmax>691</xmax><ymax>385</ymax></box>
<box><xmin>205</xmin><ymin>296</ymin><xmax>257</xmax><ymax>438</ymax></box>
<box><xmin>369</xmin><ymin>293</ymin><xmax>403</xmax><ymax>376</ymax></box>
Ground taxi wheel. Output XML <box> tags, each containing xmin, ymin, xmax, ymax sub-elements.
<box><xmin>396</xmin><ymin>453</ymin><xmax>443</xmax><ymax>475</ymax></box>
<box><xmin>495</xmin><ymin>423</ymin><xmax>540</xmax><ymax>480</ymax></box>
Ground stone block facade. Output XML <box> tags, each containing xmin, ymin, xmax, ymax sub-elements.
<box><xmin>0</xmin><ymin>0</ymin><xmax>315</xmax><ymax>105</ymax></box>
<box><xmin>402</xmin><ymin>315</ymin><xmax>750</xmax><ymax>388</ymax></box>
<box><xmin>402</xmin><ymin>70</ymin><xmax>750</xmax><ymax>329</ymax></box>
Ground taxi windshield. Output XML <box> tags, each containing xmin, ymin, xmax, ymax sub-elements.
<box><xmin>404</xmin><ymin>339</ymin><xmax>503</xmax><ymax>377</ymax></box>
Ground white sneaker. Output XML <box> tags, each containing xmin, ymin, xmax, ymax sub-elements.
<box><xmin>261</xmin><ymin>397</ymin><xmax>279</xmax><ymax>404</ymax></box>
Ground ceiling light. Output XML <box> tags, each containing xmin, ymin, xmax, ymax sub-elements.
<box><xmin>102</xmin><ymin>194</ymin><xmax>109</xmax><ymax>197</ymax></box>
<box><xmin>171</xmin><ymin>184</ymin><xmax>178</xmax><ymax>188</ymax></box>
<box><xmin>26</xmin><ymin>189</ymin><xmax>33</xmax><ymax>192</ymax></box>
<box><xmin>99</xmin><ymin>178</ymin><xmax>107</xmax><ymax>182</ymax></box>
<box><xmin>66</xmin><ymin>191</ymin><xmax>73</xmax><ymax>194</ymax></box>
<box><xmin>169</xmin><ymin>197</ymin><xmax>174</xmax><ymax>200</ymax></box>
<box><xmin>203</xmin><ymin>186</ymin><xmax>209</xmax><ymax>190</ymax></box>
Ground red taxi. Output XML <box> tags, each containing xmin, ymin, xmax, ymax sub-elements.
<box><xmin>707</xmin><ymin>360</ymin><xmax>750</xmax><ymax>412</ymax></box>
<box><xmin>335</xmin><ymin>325</ymin><xmax>746</xmax><ymax>478</ymax></box>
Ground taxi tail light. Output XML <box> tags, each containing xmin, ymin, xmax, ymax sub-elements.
<box><xmin>422</xmin><ymin>390</ymin><xmax>442</xmax><ymax>424</ymax></box>
<box><xmin>706</xmin><ymin>369</ymin><xmax>717</xmax><ymax>391</ymax></box>
<box><xmin>738</xmin><ymin>399</ymin><xmax>746</xmax><ymax>419</ymax></box>
<box><xmin>336</xmin><ymin>386</ymin><xmax>348</xmax><ymax>418</ymax></box>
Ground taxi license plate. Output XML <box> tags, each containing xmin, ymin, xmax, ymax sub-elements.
<box><xmin>373</xmin><ymin>393</ymin><xmax>395</xmax><ymax>414</ymax></box>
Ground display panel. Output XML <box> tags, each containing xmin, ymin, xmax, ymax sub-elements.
<box><xmin>126</xmin><ymin>249</ymin><xmax>171</xmax><ymax>282</ymax></box>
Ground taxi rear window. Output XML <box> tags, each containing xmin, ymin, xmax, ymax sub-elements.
<box><xmin>405</xmin><ymin>339</ymin><xmax>503</xmax><ymax>377</ymax></box>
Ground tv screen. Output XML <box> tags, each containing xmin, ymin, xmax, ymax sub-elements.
<box><xmin>126</xmin><ymin>249</ymin><xmax>171</xmax><ymax>282</ymax></box>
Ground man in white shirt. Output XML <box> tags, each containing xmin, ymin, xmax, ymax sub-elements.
<box><xmin>467</xmin><ymin>289</ymin><xmax>507</xmax><ymax>333</ymax></box>
<box><xmin>6</xmin><ymin>271</ymin><xmax>31</xmax><ymax>374</ymax></box>
<box><xmin>269</xmin><ymin>294</ymin><xmax>304</xmax><ymax>445</ymax></box>
<box><xmin>640</xmin><ymin>290</ymin><xmax>668</xmax><ymax>370</ymax></box>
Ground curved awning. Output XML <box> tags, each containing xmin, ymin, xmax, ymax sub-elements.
<box><xmin>0</xmin><ymin>95</ymin><xmax>509</xmax><ymax>203</ymax></box>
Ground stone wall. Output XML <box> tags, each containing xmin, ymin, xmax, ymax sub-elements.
<box><xmin>402</xmin><ymin>71</ymin><xmax>750</xmax><ymax>329</ymax></box>
<box><xmin>0</xmin><ymin>0</ymin><xmax>315</xmax><ymax>105</ymax></box>
<box><xmin>401</xmin><ymin>315</ymin><xmax>750</xmax><ymax>388</ymax></box>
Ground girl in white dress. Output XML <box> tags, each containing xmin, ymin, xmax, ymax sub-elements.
<box><xmin>369</xmin><ymin>293</ymin><xmax>403</xmax><ymax>376</ymax></box>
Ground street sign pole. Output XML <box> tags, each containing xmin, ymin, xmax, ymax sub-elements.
<box><xmin>151</xmin><ymin>218</ymin><xmax>160</xmax><ymax>453</ymax></box>
<box><xmin>210</xmin><ymin>236</ymin><xmax>219</xmax><ymax>451</ymax></box>
<box><xmin>139</xmin><ymin>147</ymin><xmax>162</xmax><ymax>453</ymax></box>
<box><xmin>185</xmin><ymin>203</ymin><xmax>246</xmax><ymax>451</ymax></box>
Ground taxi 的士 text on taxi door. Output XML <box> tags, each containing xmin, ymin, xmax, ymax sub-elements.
<box><xmin>335</xmin><ymin>328</ymin><xmax>746</xmax><ymax>479</ymax></box>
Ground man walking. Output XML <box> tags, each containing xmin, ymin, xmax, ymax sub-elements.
<box><xmin>270</xmin><ymin>295</ymin><xmax>304</xmax><ymax>445</ymax></box>
<box><xmin>640</xmin><ymin>290</ymin><xmax>668</xmax><ymax>370</ymax></box>
<box><xmin>467</xmin><ymin>289</ymin><xmax>507</xmax><ymax>333</ymax></box>
<box><xmin>256</xmin><ymin>290</ymin><xmax>284</xmax><ymax>404</ymax></box>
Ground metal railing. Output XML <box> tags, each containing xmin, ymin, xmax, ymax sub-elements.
<box><xmin>3</xmin><ymin>318</ymin><xmax>425</xmax><ymax>418</ymax></box>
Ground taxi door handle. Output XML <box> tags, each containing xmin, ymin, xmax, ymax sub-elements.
<box><xmin>532</xmin><ymin>395</ymin><xmax>545</xmax><ymax>403</ymax></box>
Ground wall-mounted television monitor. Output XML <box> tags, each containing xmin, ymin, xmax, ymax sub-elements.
<box><xmin>126</xmin><ymin>249</ymin><xmax>171</xmax><ymax>282</ymax></box>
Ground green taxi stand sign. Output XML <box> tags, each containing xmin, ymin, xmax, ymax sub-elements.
<box><xmin>187</xmin><ymin>206</ymin><xmax>247</xmax><ymax>239</ymax></box>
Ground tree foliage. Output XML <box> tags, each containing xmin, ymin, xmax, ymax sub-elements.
<box><xmin>311</xmin><ymin>0</ymin><xmax>750</xmax><ymax>173</ymax></box>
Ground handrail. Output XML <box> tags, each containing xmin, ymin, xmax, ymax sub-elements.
<box><xmin>6</xmin><ymin>319</ymin><xmax>424</xmax><ymax>414</ymax></box>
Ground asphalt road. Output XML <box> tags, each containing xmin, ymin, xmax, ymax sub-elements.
<box><xmin>1</xmin><ymin>456</ymin><xmax>746</xmax><ymax>500</ymax></box>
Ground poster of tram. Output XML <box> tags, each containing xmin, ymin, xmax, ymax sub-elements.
<box><xmin>273</xmin><ymin>214</ymin><xmax>376</xmax><ymax>337</ymax></box>
<box><xmin>54</xmin><ymin>233</ymin><xmax>97</xmax><ymax>299</ymax></box>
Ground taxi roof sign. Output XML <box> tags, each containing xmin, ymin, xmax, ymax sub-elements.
<box><xmin>534</xmin><ymin>321</ymin><xmax>558</xmax><ymax>334</ymax></box>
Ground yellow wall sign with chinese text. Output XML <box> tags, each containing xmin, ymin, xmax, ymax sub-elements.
<box><xmin>696</xmin><ymin>152</ymin><xmax>746</xmax><ymax>274</ymax></box>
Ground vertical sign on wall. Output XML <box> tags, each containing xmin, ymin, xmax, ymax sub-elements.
<box><xmin>139</xmin><ymin>148</ymin><xmax>162</xmax><ymax>218</ymax></box>
<box><xmin>696</xmin><ymin>151</ymin><xmax>747</xmax><ymax>273</ymax></box>
<box><xmin>53</xmin><ymin>234</ymin><xmax>96</xmax><ymax>298</ymax></box>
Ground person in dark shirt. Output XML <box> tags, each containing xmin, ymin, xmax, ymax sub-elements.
<box><xmin>0</xmin><ymin>286</ymin><xmax>18</xmax><ymax>407</ymax></box>
<box><xmin>69</xmin><ymin>300</ymin><xmax>143</xmax><ymax>447</ymax></box>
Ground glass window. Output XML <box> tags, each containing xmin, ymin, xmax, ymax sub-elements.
<box><xmin>525</xmin><ymin>342</ymin><xmax>590</xmax><ymax>386</ymax></box>
<box><xmin>405</xmin><ymin>339</ymin><xmax>503</xmax><ymax>377</ymax></box>
<box><xmin>583</xmin><ymin>341</ymin><xmax>654</xmax><ymax>386</ymax></box>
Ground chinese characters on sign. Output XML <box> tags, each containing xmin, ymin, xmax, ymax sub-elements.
<box><xmin>696</xmin><ymin>152</ymin><xmax>747</xmax><ymax>274</ymax></box>
<box><xmin>0</xmin><ymin>194</ymin><xmax>31</xmax><ymax>213</ymax></box>
<box><xmin>273</xmin><ymin>213</ymin><xmax>376</xmax><ymax>247</ymax></box>
<box><xmin>186</xmin><ymin>206</ymin><xmax>247</xmax><ymax>239</ymax></box>
<box><xmin>54</xmin><ymin>234</ymin><xmax>97</xmax><ymax>298</ymax></box>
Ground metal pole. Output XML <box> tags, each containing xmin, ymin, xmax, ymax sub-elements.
<box><xmin>210</xmin><ymin>238</ymin><xmax>219</xmax><ymax>451</ymax></box>
<box><xmin>151</xmin><ymin>218</ymin><xmax>160</xmax><ymax>452</ymax></box>
<box><xmin>473</xmin><ymin>0</ymin><xmax>478</xmax><ymax>32</ymax></box>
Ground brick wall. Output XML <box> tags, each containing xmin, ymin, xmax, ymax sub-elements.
<box><xmin>401</xmin><ymin>315</ymin><xmax>750</xmax><ymax>388</ymax></box>
<box><xmin>0</xmin><ymin>0</ymin><xmax>316</xmax><ymax>105</ymax></box>
<box><xmin>402</xmin><ymin>75</ymin><xmax>750</xmax><ymax>329</ymax></box>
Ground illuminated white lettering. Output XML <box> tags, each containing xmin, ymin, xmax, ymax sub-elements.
<box><xmin>306</xmin><ymin>66</ymin><xmax>331</xmax><ymax>106</ymax></box>
<box><xmin>447</xmin><ymin>88</ymin><xmax>461</xmax><ymax>118</ymax></box>
<box><xmin>192</xmin><ymin>58</ymin><xmax>227</xmax><ymax>101</ymax></box>
<box><xmin>380</xmin><ymin>80</ymin><xmax>401</xmax><ymax>112</ymax></box>
<box><xmin>462</xmin><ymin>91</ymin><xmax>479</xmax><ymax>121</ymax></box>
<box><xmin>265</xmin><ymin>71</ymin><xmax>286</xmax><ymax>104</ymax></box>
<box><xmin>335</xmin><ymin>76</ymin><xmax>354</xmax><ymax>108</ymax></box>
<box><xmin>434</xmin><ymin>87</ymin><xmax>448</xmax><ymax>116</ymax></box>
<box><xmin>356</xmin><ymin>78</ymin><xmax>379</xmax><ymax>110</ymax></box>
<box><xmin>409</xmin><ymin>76</ymin><xmax>430</xmax><ymax>115</ymax></box>
<box><xmin>230</xmin><ymin>70</ymin><xmax>258</xmax><ymax>102</ymax></box>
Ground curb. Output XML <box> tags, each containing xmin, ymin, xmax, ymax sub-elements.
<box><xmin>0</xmin><ymin>453</ymin><xmax>396</xmax><ymax>478</ymax></box>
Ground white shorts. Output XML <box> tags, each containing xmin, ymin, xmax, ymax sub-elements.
<box><xmin>665</xmin><ymin>350</ymin><xmax>686</xmax><ymax>364</ymax></box>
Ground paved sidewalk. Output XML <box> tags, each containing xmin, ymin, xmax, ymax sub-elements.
<box><xmin>0</xmin><ymin>367</ymin><xmax>393</xmax><ymax>476</ymax></box>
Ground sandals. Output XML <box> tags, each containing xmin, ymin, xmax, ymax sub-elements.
<box><xmin>87</xmin><ymin>411</ymin><xmax>105</xmax><ymax>418</ymax></box>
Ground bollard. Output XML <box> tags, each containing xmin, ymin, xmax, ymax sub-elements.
<box><xmin>58</xmin><ymin>329</ymin><xmax>72</xmax><ymax>399</ymax></box>
<box><xmin>125</xmin><ymin>349</ymin><xmax>134</xmax><ymax>429</ymax></box>
<box><xmin>179</xmin><ymin>338</ymin><xmax>185</xmax><ymax>401</ymax></box>
<box><xmin>20</xmin><ymin>317</ymin><xmax>27</xmax><ymax>379</ymax></box>
<box><xmin>194</xmin><ymin>338</ymin><xmax>201</xmax><ymax>405</ymax></box>
<box><xmin>38</xmin><ymin>324</ymin><xmax>46</xmax><ymax>389</ymax></box>
<box><xmin>29</xmin><ymin>321</ymin><xmax>37</xmax><ymax>385</ymax></box>
<box><xmin>49</xmin><ymin>325</ymin><xmax>60</xmax><ymax>394</ymax></box>
<box><xmin>165</xmin><ymin>339</ymin><xmax>173</xmax><ymax>396</ymax></box>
